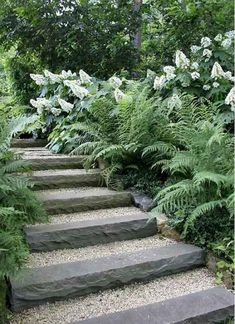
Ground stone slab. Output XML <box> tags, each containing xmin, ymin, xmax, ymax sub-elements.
<box><xmin>72</xmin><ymin>287</ymin><xmax>234</xmax><ymax>324</ymax></box>
<box><xmin>30</xmin><ymin>169</ymin><xmax>102</xmax><ymax>189</ymax></box>
<box><xmin>26</xmin><ymin>156</ymin><xmax>86</xmax><ymax>170</ymax></box>
<box><xmin>12</xmin><ymin>139</ymin><xmax>47</xmax><ymax>148</ymax></box>
<box><xmin>9</xmin><ymin>243</ymin><xmax>205</xmax><ymax>311</ymax></box>
<box><xmin>25</xmin><ymin>214</ymin><xmax>156</xmax><ymax>252</ymax></box>
<box><xmin>37</xmin><ymin>189</ymin><xmax>133</xmax><ymax>214</ymax></box>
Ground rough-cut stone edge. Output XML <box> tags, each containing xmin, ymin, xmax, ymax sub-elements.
<box><xmin>31</xmin><ymin>170</ymin><xmax>102</xmax><ymax>190</ymax></box>
<box><xmin>12</xmin><ymin>139</ymin><xmax>47</xmax><ymax>148</ymax></box>
<box><xmin>24</xmin><ymin>214</ymin><xmax>157</xmax><ymax>252</ymax></box>
<box><xmin>28</xmin><ymin>157</ymin><xmax>86</xmax><ymax>170</ymax></box>
<box><xmin>72</xmin><ymin>287</ymin><xmax>234</xmax><ymax>324</ymax></box>
<box><xmin>40</xmin><ymin>191</ymin><xmax>133</xmax><ymax>215</ymax></box>
<box><xmin>9</xmin><ymin>243</ymin><xmax>205</xmax><ymax>311</ymax></box>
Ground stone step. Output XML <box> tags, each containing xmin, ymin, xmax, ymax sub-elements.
<box><xmin>26</xmin><ymin>155</ymin><xmax>86</xmax><ymax>170</ymax></box>
<box><xmin>10</xmin><ymin>268</ymin><xmax>217</xmax><ymax>323</ymax></box>
<box><xmin>25</xmin><ymin>213</ymin><xmax>157</xmax><ymax>252</ymax></box>
<box><xmin>12</xmin><ymin>147</ymin><xmax>87</xmax><ymax>170</ymax></box>
<box><xmin>73</xmin><ymin>287</ymin><xmax>234</xmax><ymax>324</ymax></box>
<box><xmin>12</xmin><ymin>139</ymin><xmax>47</xmax><ymax>148</ymax></box>
<box><xmin>37</xmin><ymin>188</ymin><xmax>133</xmax><ymax>215</ymax></box>
<box><xmin>29</xmin><ymin>169</ymin><xmax>102</xmax><ymax>190</ymax></box>
<box><xmin>9</xmin><ymin>243</ymin><xmax>204</xmax><ymax>311</ymax></box>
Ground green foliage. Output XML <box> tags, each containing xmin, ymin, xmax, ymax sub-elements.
<box><xmin>140</xmin><ymin>0</ymin><xmax>234</xmax><ymax>72</ymax></box>
<box><xmin>0</xmin><ymin>121</ymin><xmax>48</xmax><ymax>279</ymax></box>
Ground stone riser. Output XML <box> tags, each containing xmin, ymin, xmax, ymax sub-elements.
<box><xmin>25</xmin><ymin>215</ymin><xmax>157</xmax><ymax>252</ymax></box>
<box><xmin>28</xmin><ymin>158</ymin><xmax>85</xmax><ymax>170</ymax></box>
<box><xmin>31</xmin><ymin>174</ymin><xmax>103</xmax><ymax>190</ymax></box>
<box><xmin>72</xmin><ymin>287</ymin><xmax>234</xmax><ymax>324</ymax></box>
<box><xmin>42</xmin><ymin>193</ymin><xmax>133</xmax><ymax>215</ymax></box>
<box><xmin>12</xmin><ymin>139</ymin><xmax>47</xmax><ymax>148</ymax></box>
<box><xmin>9</xmin><ymin>244</ymin><xmax>205</xmax><ymax>312</ymax></box>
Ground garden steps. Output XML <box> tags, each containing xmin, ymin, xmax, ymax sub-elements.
<box><xmin>9</xmin><ymin>142</ymin><xmax>234</xmax><ymax>323</ymax></box>
<box><xmin>28</xmin><ymin>168</ymin><xmax>102</xmax><ymax>190</ymax></box>
<box><xmin>36</xmin><ymin>187</ymin><xmax>133</xmax><ymax>214</ymax></box>
<box><xmin>9</xmin><ymin>243</ymin><xmax>204</xmax><ymax>311</ymax></box>
<box><xmin>24</xmin><ymin>213</ymin><xmax>157</xmax><ymax>252</ymax></box>
<box><xmin>12</xmin><ymin>138</ymin><xmax>47</xmax><ymax>148</ymax></box>
<box><xmin>73</xmin><ymin>287</ymin><xmax>234</xmax><ymax>324</ymax></box>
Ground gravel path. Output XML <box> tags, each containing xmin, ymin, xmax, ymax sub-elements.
<box><xmin>51</xmin><ymin>207</ymin><xmax>145</xmax><ymax>224</ymax></box>
<box><xmin>10</xmin><ymin>268</ymin><xmax>216</xmax><ymax>324</ymax></box>
<box><xmin>27</xmin><ymin>236</ymin><xmax>175</xmax><ymax>268</ymax></box>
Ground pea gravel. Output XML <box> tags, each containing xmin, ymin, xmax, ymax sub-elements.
<box><xmin>10</xmin><ymin>268</ymin><xmax>216</xmax><ymax>324</ymax></box>
<box><xmin>27</xmin><ymin>236</ymin><xmax>175</xmax><ymax>268</ymax></box>
<box><xmin>51</xmin><ymin>207</ymin><xmax>145</xmax><ymax>224</ymax></box>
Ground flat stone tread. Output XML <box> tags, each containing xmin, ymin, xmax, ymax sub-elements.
<box><xmin>73</xmin><ymin>287</ymin><xmax>234</xmax><ymax>324</ymax></box>
<box><xmin>23</xmin><ymin>154</ymin><xmax>86</xmax><ymax>160</ymax></box>
<box><xmin>25</xmin><ymin>213</ymin><xmax>149</xmax><ymax>233</ymax></box>
<box><xmin>10</xmin><ymin>268</ymin><xmax>216</xmax><ymax>324</ymax></box>
<box><xmin>51</xmin><ymin>207</ymin><xmax>145</xmax><ymax>224</ymax></box>
<box><xmin>11</xmin><ymin>243</ymin><xmax>201</xmax><ymax>286</ymax></box>
<box><xmin>27</xmin><ymin>235</ymin><xmax>175</xmax><ymax>268</ymax></box>
<box><xmin>29</xmin><ymin>169</ymin><xmax>100</xmax><ymax>177</ymax></box>
<box><xmin>37</xmin><ymin>188</ymin><xmax>130</xmax><ymax>201</ymax></box>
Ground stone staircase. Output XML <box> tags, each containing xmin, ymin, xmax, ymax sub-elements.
<box><xmin>9</xmin><ymin>140</ymin><xmax>233</xmax><ymax>323</ymax></box>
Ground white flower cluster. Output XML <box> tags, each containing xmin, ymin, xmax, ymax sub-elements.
<box><xmin>30</xmin><ymin>74</ymin><xmax>47</xmax><ymax>85</ymax></box>
<box><xmin>58</xmin><ymin>98</ymin><xmax>74</xmax><ymax>113</ymax></box>
<box><xmin>61</xmin><ymin>70</ymin><xmax>77</xmax><ymax>79</ymax></box>
<box><xmin>44</xmin><ymin>70</ymin><xmax>61</xmax><ymax>84</ymax></box>
<box><xmin>163</xmin><ymin>66</ymin><xmax>176</xmax><ymax>81</ymax></box>
<box><xmin>109</xmin><ymin>76</ymin><xmax>122</xmax><ymax>88</ymax></box>
<box><xmin>30</xmin><ymin>98</ymin><xmax>52</xmax><ymax>114</ymax></box>
<box><xmin>225</xmin><ymin>86</ymin><xmax>235</xmax><ymax>112</ymax></box>
<box><xmin>64</xmin><ymin>80</ymin><xmax>89</xmax><ymax>99</ymax></box>
<box><xmin>175</xmin><ymin>50</ymin><xmax>190</xmax><ymax>69</ymax></box>
<box><xmin>114</xmin><ymin>88</ymin><xmax>126</xmax><ymax>102</ymax></box>
<box><xmin>79</xmin><ymin>70</ymin><xmax>92</xmax><ymax>84</ymax></box>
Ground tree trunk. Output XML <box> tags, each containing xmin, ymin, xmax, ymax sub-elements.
<box><xmin>132</xmin><ymin>0</ymin><xmax>142</xmax><ymax>50</ymax></box>
<box><xmin>0</xmin><ymin>280</ymin><xmax>7</xmax><ymax>324</ymax></box>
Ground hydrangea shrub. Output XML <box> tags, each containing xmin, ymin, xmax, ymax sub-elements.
<box><xmin>152</xmin><ymin>31</ymin><xmax>235</xmax><ymax>112</ymax></box>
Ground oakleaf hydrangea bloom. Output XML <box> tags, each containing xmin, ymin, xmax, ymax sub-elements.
<box><xmin>108</xmin><ymin>76</ymin><xmax>122</xmax><ymax>88</ymax></box>
<box><xmin>203</xmin><ymin>85</ymin><xmax>211</xmax><ymax>91</ymax></box>
<box><xmin>191</xmin><ymin>72</ymin><xmax>200</xmax><ymax>80</ymax></box>
<box><xmin>203</xmin><ymin>49</ymin><xmax>212</xmax><ymax>61</ymax></box>
<box><xmin>163</xmin><ymin>66</ymin><xmax>176</xmax><ymax>81</ymax></box>
<box><xmin>51</xmin><ymin>108</ymin><xmax>62</xmax><ymax>116</ymax></box>
<box><xmin>64</xmin><ymin>80</ymin><xmax>89</xmax><ymax>99</ymax></box>
<box><xmin>114</xmin><ymin>88</ymin><xmax>126</xmax><ymax>102</ymax></box>
<box><xmin>211</xmin><ymin>62</ymin><xmax>225</xmax><ymax>79</ymax></box>
<box><xmin>153</xmin><ymin>75</ymin><xmax>166</xmax><ymax>90</ymax></box>
<box><xmin>58</xmin><ymin>98</ymin><xmax>74</xmax><ymax>113</ymax></box>
<box><xmin>190</xmin><ymin>45</ymin><xmax>201</xmax><ymax>53</ymax></box>
<box><xmin>30</xmin><ymin>74</ymin><xmax>47</xmax><ymax>85</ymax></box>
<box><xmin>30</xmin><ymin>98</ymin><xmax>52</xmax><ymax>114</ymax></box>
<box><xmin>213</xmin><ymin>82</ymin><xmax>220</xmax><ymax>88</ymax></box>
<box><xmin>175</xmin><ymin>50</ymin><xmax>190</xmax><ymax>69</ymax></box>
<box><xmin>61</xmin><ymin>70</ymin><xmax>77</xmax><ymax>79</ymax></box>
<box><xmin>201</xmin><ymin>37</ymin><xmax>211</xmax><ymax>48</ymax></box>
<box><xmin>225</xmin><ymin>30</ymin><xmax>235</xmax><ymax>39</ymax></box>
<box><xmin>225</xmin><ymin>86</ymin><xmax>235</xmax><ymax>111</ymax></box>
<box><xmin>221</xmin><ymin>38</ymin><xmax>232</xmax><ymax>49</ymax></box>
<box><xmin>44</xmin><ymin>70</ymin><xmax>61</xmax><ymax>84</ymax></box>
<box><xmin>224</xmin><ymin>71</ymin><xmax>235</xmax><ymax>82</ymax></box>
<box><xmin>214</xmin><ymin>34</ymin><xmax>223</xmax><ymax>42</ymax></box>
<box><xmin>191</xmin><ymin>62</ymin><xmax>199</xmax><ymax>70</ymax></box>
<box><xmin>79</xmin><ymin>70</ymin><xmax>92</xmax><ymax>84</ymax></box>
